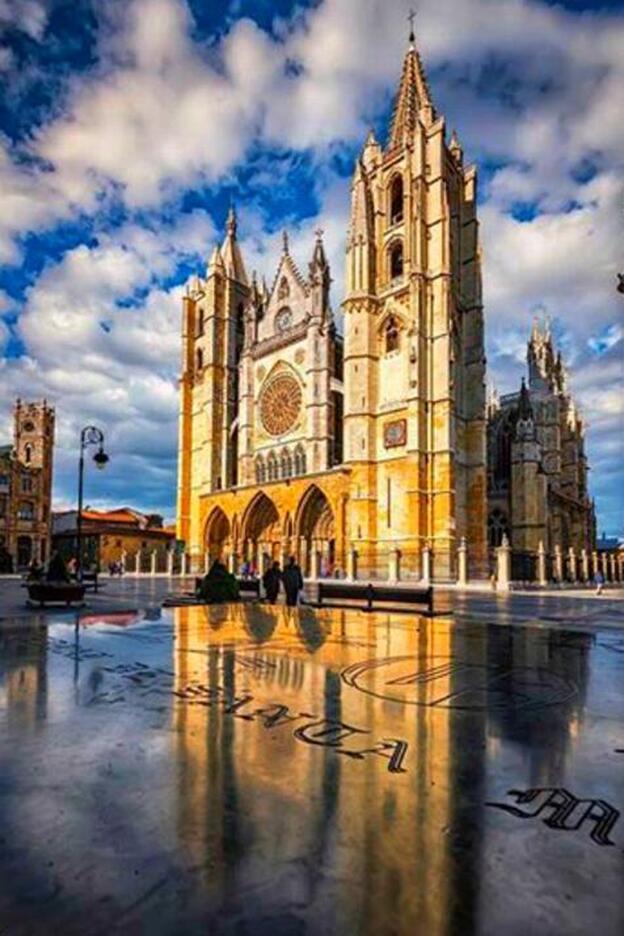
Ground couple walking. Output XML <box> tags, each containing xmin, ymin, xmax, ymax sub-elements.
<box><xmin>262</xmin><ymin>556</ymin><xmax>304</xmax><ymax>607</ymax></box>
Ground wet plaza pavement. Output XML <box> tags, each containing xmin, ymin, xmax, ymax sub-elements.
<box><xmin>1</xmin><ymin>601</ymin><xmax>623</xmax><ymax>935</ymax></box>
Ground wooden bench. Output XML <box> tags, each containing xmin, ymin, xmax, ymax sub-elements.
<box><xmin>81</xmin><ymin>571</ymin><xmax>99</xmax><ymax>592</ymax></box>
<box><xmin>315</xmin><ymin>581</ymin><xmax>433</xmax><ymax>614</ymax></box>
<box><xmin>193</xmin><ymin>577</ymin><xmax>261</xmax><ymax>600</ymax></box>
<box><xmin>26</xmin><ymin>582</ymin><xmax>86</xmax><ymax>607</ymax></box>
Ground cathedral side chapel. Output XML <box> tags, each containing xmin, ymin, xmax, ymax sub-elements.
<box><xmin>176</xmin><ymin>27</ymin><xmax>488</xmax><ymax>581</ymax></box>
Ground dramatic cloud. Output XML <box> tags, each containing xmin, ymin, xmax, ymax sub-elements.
<box><xmin>0</xmin><ymin>0</ymin><xmax>622</xmax><ymax>530</ymax></box>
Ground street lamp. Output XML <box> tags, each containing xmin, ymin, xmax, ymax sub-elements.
<box><xmin>76</xmin><ymin>426</ymin><xmax>109</xmax><ymax>579</ymax></box>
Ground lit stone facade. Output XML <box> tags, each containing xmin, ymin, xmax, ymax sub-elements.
<box><xmin>177</xmin><ymin>35</ymin><xmax>487</xmax><ymax>581</ymax></box>
<box><xmin>487</xmin><ymin>320</ymin><xmax>595</xmax><ymax>560</ymax></box>
<box><xmin>0</xmin><ymin>399</ymin><xmax>55</xmax><ymax>570</ymax></box>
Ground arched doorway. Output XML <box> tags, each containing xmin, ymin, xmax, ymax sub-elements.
<box><xmin>296</xmin><ymin>486</ymin><xmax>336</xmax><ymax>576</ymax></box>
<box><xmin>205</xmin><ymin>507</ymin><xmax>231</xmax><ymax>563</ymax></box>
<box><xmin>17</xmin><ymin>535</ymin><xmax>32</xmax><ymax>569</ymax></box>
<box><xmin>242</xmin><ymin>492</ymin><xmax>281</xmax><ymax>567</ymax></box>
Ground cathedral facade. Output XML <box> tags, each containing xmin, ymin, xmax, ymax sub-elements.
<box><xmin>487</xmin><ymin>320</ymin><xmax>595</xmax><ymax>563</ymax></box>
<box><xmin>177</xmin><ymin>33</ymin><xmax>487</xmax><ymax>581</ymax></box>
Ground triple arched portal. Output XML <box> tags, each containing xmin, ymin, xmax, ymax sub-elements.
<box><xmin>204</xmin><ymin>483</ymin><xmax>338</xmax><ymax>577</ymax></box>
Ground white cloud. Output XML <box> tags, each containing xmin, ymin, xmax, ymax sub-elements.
<box><xmin>0</xmin><ymin>0</ymin><xmax>622</xmax><ymax>527</ymax></box>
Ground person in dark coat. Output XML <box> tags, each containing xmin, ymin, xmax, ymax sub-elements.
<box><xmin>196</xmin><ymin>559</ymin><xmax>240</xmax><ymax>603</ymax></box>
<box><xmin>282</xmin><ymin>556</ymin><xmax>304</xmax><ymax>607</ymax></box>
<box><xmin>262</xmin><ymin>561</ymin><xmax>281</xmax><ymax>604</ymax></box>
<box><xmin>46</xmin><ymin>551</ymin><xmax>70</xmax><ymax>583</ymax></box>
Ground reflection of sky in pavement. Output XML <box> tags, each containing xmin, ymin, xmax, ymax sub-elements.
<box><xmin>0</xmin><ymin>605</ymin><xmax>623</xmax><ymax>935</ymax></box>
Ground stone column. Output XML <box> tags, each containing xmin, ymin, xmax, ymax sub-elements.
<box><xmin>347</xmin><ymin>547</ymin><xmax>358</xmax><ymax>581</ymax></box>
<box><xmin>600</xmin><ymin>552</ymin><xmax>609</xmax><ymax>581</ymax></box>
<box><xmin>150</xmin><ymin>550</ymin><xmax>157</xmax><ymax>576</ymax></box>
<box><xmin>388</xmin><ymin>548</ymin><xmax>401</xmax><ymax>583</ymax></box>
<box><xmin>592</xmin><ymin>551</ymin><xmax>599</xmax><ymax>580</ymax></box>
<box><xmin>203</xmin><ymin>552</ymin><xmax>209</xmax><ymax>574</ymax></box>
<box><xmin>421</xmin><ymin>546</ymin><xmax>431</xmax><ymax>585</ymax></box>
<box><xmin>580</xmin><ymin>548</ymin><xmax>589</xmax><ymax>583</ymax></box>
<box><xmin>537</xmin><ymin>541</ymin><xmax>547</xmax><ymax>587</ymax></box>
<box><xmin>609</xmin><ymin>554</ymin><xmax>617</xmax><ymax>583</ymax></box>
<box><xmin>496</xmin><ymin>536</ymin><xmax>511</xmax><ymax>592</ymax></box>
<box><xmin>310</xmin><ymin>548</ymin><xmax>320</xmax><ymax>580</ymax></box>
<box><xmin>457</xmin><ymin>537</ymin><xmax>468</xmax><ymax>587</ymax></box>
<box><xmin>568</xmin><ymin>547</ymin><xmax>577</xmax><ymax>584</ymax></box>
<box><xmin>228</xmin><ymin>552</ymin><xmax>237</xmax><ymax>575</ymax></box>
<box><xmin>553</xmin><ymin>545</ymin><xmax>564</xmax><ymax>583</ymax></box>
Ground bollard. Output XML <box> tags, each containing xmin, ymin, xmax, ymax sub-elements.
<box><xmin>458</xmin><ymin>537</ymin><xmax>468</xmax><ymax>587</ymax></box>
<box><xmin>134</xmin><ymin>552</ymin><xmax>141</xmax><ymax>575</ymax></box>
<box><xmin>537</xmin><ymin>541</ymin><xmax>547</xmax><ymax>587</ymax></box>
<box><xmin>496</xmin><ymin>535</ymin><xmax>511</xmax><ymax>592</ymax></box>
<box><xmin>150</xmin><ymin>550</ymin><xmax>157</xmax><ymax>576</ymax></box>
<box><xmin>347</xmin><ymin>547</ymin><xmax>358</xmax><ymax>581</ymax></box>
<box><xmin>421</xmin><ymin>546</ymin><xmax>431</xmax><ymax>584</ymax></box>
<box><xmin>580</xmin><ymin>548</ymin><xmax>589</xmax><ymax>583</ymax></box>
<box><xmin>228</xmin><ymin>552</ymin><xmax>237</xmax><ymax>575</ymax></box>
<box><xmin>554</xmin><ymin>545</ymin><xmax>564</xmax><ymax>583</ymax></box>
<box><xmin>388</xmin><ymin>547</ymin><xmax>401</xmax><ymax>582</ymax></box>
<box><xmin>568</xmin><ymin>547</ymin><xmax>577</xmax><ymax>584</ymax></box>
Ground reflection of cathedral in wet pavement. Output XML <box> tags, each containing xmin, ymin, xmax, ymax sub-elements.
<box><xmin>169</xmin><ymin>606</ymin><xmax>598</xmax><ymax>934</ymax></box>
<box><xmin>177</xmin><ymin>27</ymin><xmax>487</xmax><ymax>583</ymax></box>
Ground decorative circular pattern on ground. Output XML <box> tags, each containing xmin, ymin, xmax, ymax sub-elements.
<box><xmin>259</xmin><ymin>373</ymin><xmax>302</xmax><ymax>436</ymax></box>
<box><xmin>341</xmin><ymin>655</ymin><xmax>576</xmax><ymax>711</ymax></box>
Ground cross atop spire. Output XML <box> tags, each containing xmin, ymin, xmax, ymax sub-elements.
<box><xmin>408</xmin><ymin>8</ymin><xmax>416</xmax><ymax>46</ymax></box>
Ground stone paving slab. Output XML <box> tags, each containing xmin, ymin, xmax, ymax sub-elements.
<box><xmin>0</xmin><ymin>602</ymin><xmax>623</xmax><ymax>935</ymax></box>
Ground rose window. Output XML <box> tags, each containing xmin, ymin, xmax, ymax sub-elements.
<box><xmin>259</xmin><ymin>373</ymin><xmax>302</xmax><ymax>436</ymax></box>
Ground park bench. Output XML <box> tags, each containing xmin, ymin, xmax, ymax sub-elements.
<box><xmin>80</xmin><ymin>571</ymin><xmax>99</xmax><ymax>592</ymax></box>
<box><xmin>315</xmin><ymin>581</ymin><xmax>433</xmax><ymax>614</ymax></box>
<box><xmin>26</xmin><ymin>582</ymin><xmax>86</xmax><ymax>607</ymax></box>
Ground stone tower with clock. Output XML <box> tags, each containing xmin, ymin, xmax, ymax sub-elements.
<box><xmin>341</xmin><ymin>30</ymin><xmax>487</xmax><ymax>579</ymax></box>
<box><xmin>0</xmin><ymin>399</ymin><xmax>55</xmax><ymax>570</ymax></box>
<box><xmin>177</xmin><ymin>28</ymin><xmax>488</xmax><ymax>581</ymax></box>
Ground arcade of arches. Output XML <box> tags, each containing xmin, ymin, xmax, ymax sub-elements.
<box><xmin>202</xmin><ymin>476</ymin><xmax>346</xmax><ymax>577</ymax></box>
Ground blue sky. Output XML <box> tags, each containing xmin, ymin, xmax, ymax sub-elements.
<box><xmin>0</xmin><ymin>0</ymin><xmax>622</xmax><ymax>534</ymax></box>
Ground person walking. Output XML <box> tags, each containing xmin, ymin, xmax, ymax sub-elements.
<box><xmin>282</xmin><ymin>556</ymin><xmax>304</xmax><ymax>607</ymax></box>
<box><xmin>594</xmin><ymin>570</ymin><xmax>604</xmax><ymax>596</ymax></box>
<box><xmin>262</xmin><ymin>561</ymin><xmax>282</xmax><ymax>604</ymax></box>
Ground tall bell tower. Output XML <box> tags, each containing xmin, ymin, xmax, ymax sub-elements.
<box><xmin>177</xmin><ymin>207</ymin><xmax>249</xmax><ymax>553</ymax></box>
<box><xmin>343</xmin><ymin>25</ymin><xmax>487</xmax><ymax>579</ymax></box>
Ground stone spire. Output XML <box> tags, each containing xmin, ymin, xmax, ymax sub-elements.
<box><xmin>207</xmin><ymin>244</ymin><xmax>225</xmax><ymax>278</ymax></box>
<box><xmin>387</xmin><ymin>21</ymin><xmax>434</xmax><ymax>148</ymax></box>
<box><xmin>309</xmin><ymin>228</ymin><xmax>331</xmax><ymax>313</ymax></box>
<box><xmin>221</xmin><ymin>205</ymin><xmax>248</xmax><ymax>285</ymax></box>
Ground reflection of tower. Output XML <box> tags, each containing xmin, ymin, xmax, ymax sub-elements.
<box><xmin>0</xmin><ymin>623</ymin><xmax>48</xmax><ymax>726</ymax></box>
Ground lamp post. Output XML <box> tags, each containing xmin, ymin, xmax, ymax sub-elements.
<box><xmin>76</xmin><ymin>426</ymin><xmax>109</xmax><ymax>580</ymax></box>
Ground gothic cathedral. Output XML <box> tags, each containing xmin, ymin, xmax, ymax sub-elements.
<box><xmin>177</xmin><ymin>32</ymin><xmax>487</xmax><ymax>581</ymax></box>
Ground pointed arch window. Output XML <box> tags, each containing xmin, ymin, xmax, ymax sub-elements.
<box><xmin>24</xmin><ymin>444</ymin><xmax>32</xmax><ymax>464</ymax></box>
<box><xmin>280</xmin><ymin>448</ymin><xmax>292</xmax><ymax>479</ymax></box>
<box><xmin>278</xmin><ymin>276</ymin><xmax>290</xmax><ymax>300</ymax></box>
<box><xmin>384</xmin><ymin>316</ymin><xmax>400</xmax><ymax>354</ymax></box>
<box><xmin>196</xmin><ymin>347</ymin><xmax>204</xmax><ymax>372</ymax></box>
<box><xmin>294</xmin><ymin>444</ymin><xmax>306</xmax><ymax>477</ymax></box>
<box><xmin>255</xmin><ymin>456</ymin><xmax>266</xmax><ymax>484</ymax></box>
<box><xmin>388</xmin><ymin>240</ymin><xmax>404</xmax><ymax>281</ymax></box>
<box><xmin>267</xmin><ymin>452</ymin><xmax>278</xmax><ymax>481</ymax></box>
<box><xmin>197</xmin><ymin>308</ymin><xmax>204</xmax><ymax>337</ymax></box>
<box><xmin>389</xmin><ymin>175</ymin><xmax>404</xmax><ymax>225</ymax></box>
